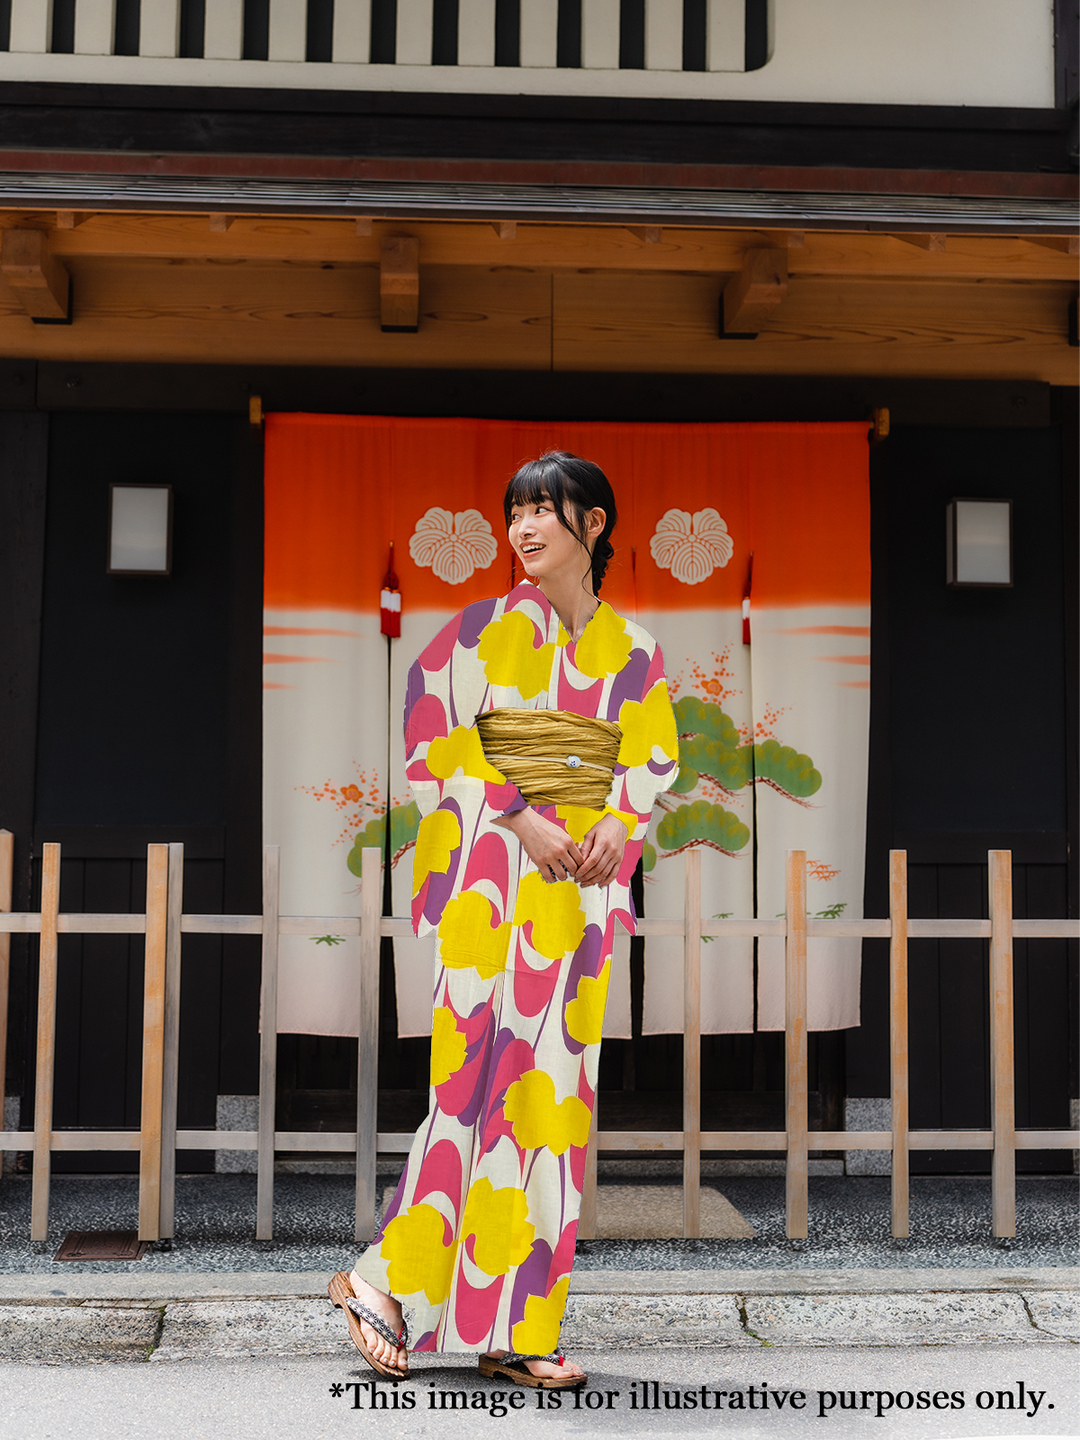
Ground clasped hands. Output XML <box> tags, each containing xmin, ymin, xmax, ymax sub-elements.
<box><xmin>493</xmin><ymin>808</ymin><xmax>627</xmax><ymax>887</ymax></box>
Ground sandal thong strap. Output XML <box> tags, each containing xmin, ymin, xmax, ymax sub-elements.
<box><xmin>502</xmin><ymin>1352</ymin><xmax>564</xmax><ymax>1365</ymax></box>
<box><xmin>346</xmin><ymin>1297</ymin><xmax>409</xmax><ymax>1350</ymax></box>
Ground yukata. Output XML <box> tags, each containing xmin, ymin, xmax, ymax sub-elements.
<box><xmin>354</xmin><ymin>580</ymin><xmax>677</xmax><ymax>1353</ymax></box>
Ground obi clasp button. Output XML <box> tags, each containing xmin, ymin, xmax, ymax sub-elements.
<box><xmin>566</xmin><ymin>755</ymin><xmax>582</xmax><ymax>769</ymax></box>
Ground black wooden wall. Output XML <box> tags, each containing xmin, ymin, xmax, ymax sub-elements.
<box><xmin>849</xmin><ymin>417</ymin><xmax>1077</xmax><ymax>1172</ymax></box>
<box><xmin>7</xmin><ymin>409</ymin><xmax>264</xmax><ymax>1172</ymax></box>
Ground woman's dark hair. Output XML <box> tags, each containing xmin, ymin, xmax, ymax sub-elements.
<box><xmin>503</xmin><ymin>451</ymin><xmax>617</xmax><ymax>594</ymax></box>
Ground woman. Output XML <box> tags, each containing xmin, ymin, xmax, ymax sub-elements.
<box><xmin>330</xmin><ymin>452</ymin><xmax>678</xmax><ymax>1387</ymax></box>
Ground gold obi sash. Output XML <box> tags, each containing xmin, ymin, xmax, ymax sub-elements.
<box><xmin>475</xmin><ymin>708</ymin><xmax>622</xmax><ymax>809</ymax></box>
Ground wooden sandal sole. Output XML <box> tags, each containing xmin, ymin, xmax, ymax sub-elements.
<box><xmin>328</xmin><ymin>1272</ymin><xmax>409</xmax><ymax>1379</ymax></box>
<box><xmin>477</xmin><ymin>1355</ymin><xmax>586</xmax><ymax>1390</ymax></box>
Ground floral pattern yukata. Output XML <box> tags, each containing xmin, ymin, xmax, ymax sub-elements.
<box><xmin>354</xmin><ymin>581</ymin><xmax>677</xmax><ymax>1354</ymax></box>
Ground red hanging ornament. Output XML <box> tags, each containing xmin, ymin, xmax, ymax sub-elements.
<box><xmin>381</xmin><ymin>543</ymin><xmax>401</xmax><ymax>638</ymax></box>
<box><xmin>742</xmin><ymin>551</ymin><xmax>754</xmax><ymax>646</ymax></box>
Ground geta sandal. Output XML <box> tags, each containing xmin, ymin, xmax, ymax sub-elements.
<box><xmin>478</xmin><ymin>1351</ymin><xmax>586</xmax><ymax>1390</ymax></box>
<box><xmin>328</xmin><ymin>1271</ymin><xmax>409</xmax><ymax>1379</ymax></box>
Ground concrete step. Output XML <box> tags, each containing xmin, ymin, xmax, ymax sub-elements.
<box><xmin>0</xmin><ymin>1269</ymin><xmax>1074</xmax><ymax>1364</ymax></box>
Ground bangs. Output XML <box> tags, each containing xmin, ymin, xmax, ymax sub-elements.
<box><xmin>503</xmin><ymin>456</ymin><xmax>572</xmax><ymax>526</ymax></box>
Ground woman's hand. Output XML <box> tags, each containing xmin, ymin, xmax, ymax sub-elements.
<box><xmin>574</xmin><ymin>813</ymin><xmax>628</xmax><ymax>888</ymax></box>
<box><xmin>493</xmin><ymin>808</ymin><xmax>585</xmax><ymax>882</ymax></box>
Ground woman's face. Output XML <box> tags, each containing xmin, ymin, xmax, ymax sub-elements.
<box><xmin>507</xmin><ymin>492</ymin><xmax>604</xmax><ymax>584</ymax></box>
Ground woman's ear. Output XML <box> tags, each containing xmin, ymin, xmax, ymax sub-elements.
<box><xmin>585</xmin><ymin>506</ymin><xmax>606</xmax><ymax>541</ymax></box>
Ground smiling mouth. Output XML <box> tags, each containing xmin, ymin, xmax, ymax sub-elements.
<box><xmin>521</xmin><ymin>544</ymin><xmax>544</xmax><ymax>556</ymax></box>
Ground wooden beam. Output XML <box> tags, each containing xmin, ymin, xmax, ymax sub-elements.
<box><xmin>989</xmin><ymin>849</ymin><xmax>1016</xmax><ymax>1239</ymax></box>
<box><xmin>137</xmin><ymin>844</ymin><xmax>169</xmax><ymax>1244</ymax></box>
<box><xmin>1026</xmin><ymin>235</ymin><xmax>1079</xmax><ymax>255</ymax></box>
<box><xmin>380</xmin><ymin>236</ymin><xmax>420</xmax><ymax>333</ymax></box>
<box><xmin>0</xmin><ymin>229</ymin><xmax>70</xmax><ymax>321</ymax></box>
<box><xmin>889</xmin><ymin>849</ymin><xmax>909</xmax><ymax>1239</ymax></box>
<box><xmin>784</xmin><ymin>848</ymin><xmax>808</xmax><ymax>1240</ymax></box>
<box><xmin>683</xmin><ymin>849</ymin><xmax>701</xmax><ymax>1239</ymax></box>
<box><xmin>30</xmin><ymin>212</ymin><xmax>1080</xmax><ymax>281</ymax></box>
<box><xmin>0</xmin><ymin>832</ymin><xmax>11</xmax><ymax>1157</ymax></box>
<box><xmin>722</xmin><ymin>247</ymin><xmax>788</xmax><ymax>336</ymax></box>
<box><xmin>355</xmin><ymin>846</ymin><xmax>381</xmax><ymax>1242</ymax></box>
<box><xmin>256</xmin><ymin>845</ymin><xmax>280</xmax><ymax>1242</ymax></box>
<box><xmin>895</xmin><ymin>233</ymin><xmax>947</xmax><ymax>251</ymax></box>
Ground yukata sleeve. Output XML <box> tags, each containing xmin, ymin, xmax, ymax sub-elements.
<box><xmin>403</xmin><ymin>612</ymin><xmax>526</xmax><ymax>820</ymax></box>
<box><xmin>604</xmin><ymin>643</ymin><xmax>679</xmax><ymax>843</ymax></box>
<box><xmin>404</xmin><ymin>610</ymin><xmax>529</xmax><ymax>935</ymax></box>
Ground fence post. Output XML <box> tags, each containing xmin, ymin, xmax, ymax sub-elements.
<box><xmin>683</xmin><ymin>848</ymin><xmax>702</xmax><ymax>1238</ymax></box>
<box><xmin>0</xmin><ymin>831</ymin><xmax>12</xmax><ymax>1143</ymax></box>
<box><xmin>256</xmin><ymin>846</ymin><xmax>280</xmax><ymax>1242</ymax></box>
<box><xmin>785</xmin><ymin>848</ymin><xmax>808</xmax><ymax>1240</ymax></box>
<box><xmin>137</xmin><ymin>846</ymin><xmax>169</xmax><ymax>1242</ymax></box>
<box><xmin>579</xmin><ymin>1107</ymin><xmax>598</xmax><ymax>1240</ymax></box>
<box><xmin>30</xmin><ymin>843</ymin><xmax>61</xmax><ymax>1245</ymax></box>
<box><xmin>889</xmin><ymin>849</ymin><xmax>910</xmax><ymax>1239</ymax></box>
<box><xmin>355</xmin><ymin>847</ymin><xmax>381</xmax><ymax>1242</ymax></box>
<box><xmin>159</xmin><ymin>843</ymin><xmax>184</xmax><ymax>1240</ymax></box>
<box><xmin>989</xmin><ymin>849</ymin><xmax>1016</xmax><ymax>1238</ymax></box>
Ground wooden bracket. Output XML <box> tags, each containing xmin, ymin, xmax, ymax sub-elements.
<box><xmin>869</xmin><ymin>406</ymin><xmax>890</xmax><ymax>445</ymax></box>
<box><xmin>627</xmin><ymin>226</ymin><xmax>662</xmax><ymax>244</ymax></box>
<box><xmin>1026</xmin><ymin>235</ymin><xmax>1079</xmax><ymax>255</ymax></box>
<box><xmin>895</xmin><ymin>233</ymin><xmax>947</xmax><ymax>251</ymax></box>
<box><xmin>1</xmin><ymin>228</ymin><xmax>71</xmax><ymax>323</ymax></box>
<box><xmin>786</xmin><ymin>230</ymin><xmax>806</xmax><ymax>249</ymax></box>
<box><xmin>720</xmin><ymin>247</ymin><xmax>788</xmax><ymax>339</ymax></box>
<box><xmin>355</xmin><ymin>218</ymin><xmax>374</xmax><ymax>237</ymax></box>
<box><xmin>208</xmin><ymin>214</ymin><xmax>235</xmax><ymax>233</ymax></box>
<box><xmin>492</xmin><ymin>221</ymin><xmax>517</xmax><ymax>240</ymax></box>
<box><xmin>380</xmin><ymin>236</ymin><xmax>420</xmax><ymax>333</ymax></box>
<box><xmin>56</xmin><ymin>211</ymin><xmax>92</xmax><ymax>230</ymax></box>
<box><xmin>249</xmin><ymin>395</ymin><xmax>263</xmax><ymax>428</ymax></box>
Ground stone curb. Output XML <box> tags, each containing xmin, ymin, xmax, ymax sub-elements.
<box><xmin>0</xmin><ymin>1278</ymin><xmax>1073</xmax><ymax>1364</ymax></box>
<box><xmin>0</xmin><ymin>1266</ymin><xmax>1074</xmax><ymax>1302</ymax></box>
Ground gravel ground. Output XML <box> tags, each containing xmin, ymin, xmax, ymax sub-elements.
<box><xmin>0</xmin><ymin>1173</ymin><xmax>1074</xmax><ymax>1275</ymax></box>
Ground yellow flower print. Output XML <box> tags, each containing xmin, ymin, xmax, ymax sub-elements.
<box><xmin>425</xmin><ymin>724</ymin><xmax>506</xmax><ymax>784</ymax></box>
<box><xmin>430</xmin><ymin>1005</ymin><xmax>467</xmax><ymax>1086</ymax></box>
<box><xmin>412</xmin><ymin>810</ymin><xmax>462</xmax><ymax>897</ymax></box>
<box><xmin>382</xmin><ymin>1203</ymin><xmax>456</xmax><ymax>1305</ymax></box>
<box><xmin>512</xmin><ymin>871</ymin><xmax>586</xmax><ymax>960</ymax></box>
<box><xmin>503</xmin><ymin>1069</ymin><xmax>591</xmax><ymax>1156</ymax></box>
<box><xmin>477</xmin><ymin>611</ymin><xmax>555</xmax><ymax>699</ymax></box>
<box><xmin>617</xmin><ymin>681</ymin><xmax>678</xmax><ymax>767</ymax></box>
<box><xmin>555</xmin><ymin>804</ymin><xmax>635</xmax><ymax>844</ymax></box>
<box><xmin>512</xmin><ymin>1276</ymin><xmax>570</xmax><ymax>1355</ymax></box>
<box><xmin>554</xmin><ymin>804</ymin><xmax>603</xmax><ymax>844</ymax></box>
<box><xmin>564</xmin><ymin>959</ymin><xmax>611</xmax><ymax>1046</ymax></box>
<box><xmin>461</xmin><ymin>1178</ymin><xmax>535</xmax><ymax>1276</ymax></box>
<box><xmin>574</xmin><ymin>604</ymin><xmax>632</xmax><ymax>679</ymax></box>
<box><xmin>438</xmin><ymin>891</ymin><xmax>512</xmax><ymax>979</ymax></box>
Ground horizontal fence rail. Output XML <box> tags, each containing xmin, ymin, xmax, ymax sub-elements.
<box><xmin>0</xmin><ymin>833</ymin><xmax>1076</xmax><ymax>1246</ymax></box>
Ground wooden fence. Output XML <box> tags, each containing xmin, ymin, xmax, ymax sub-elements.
<box><xmin>0</xmin><ymin>834</ymin><xmax>1076</xmax><ymax>1247</ymax></box>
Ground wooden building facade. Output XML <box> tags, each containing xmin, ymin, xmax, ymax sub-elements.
<box><xmin>0</xmin><ymin>0</ymin><xmax>1075</xmax><ymax>1177</ymax></box>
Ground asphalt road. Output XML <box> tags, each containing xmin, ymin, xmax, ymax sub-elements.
<box><xmin>1</xmin><ymin>1344</ymin><xmax>1076</xmax><ymax>1440</ymax></box>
